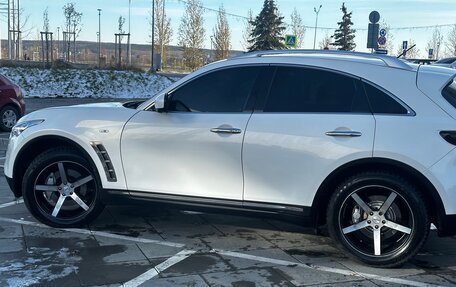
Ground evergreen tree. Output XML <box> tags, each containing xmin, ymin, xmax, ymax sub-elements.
<box><xmin>248</xmin><ymin>0</ymin><xmax>286</xmax><ymax>51</ymax></box>
<box><xmin>332</xmin><ymin>3</ymin><xmax>356</xmax><ymax>51</ymax></box>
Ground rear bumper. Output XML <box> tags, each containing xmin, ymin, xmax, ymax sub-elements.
<box><xmin>5</xmin><ymin>175</ymin><xmax>21</xmax><ymax>198</ymax></box>
<box><xmin>436</xmin><ymin>214</ymin><xmax>456</xmax><ymax>236</ymax></box>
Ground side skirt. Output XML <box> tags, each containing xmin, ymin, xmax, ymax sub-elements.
<box><xmin>103</xmin><ymin>189</ymin><xmax>313</xmax><ymax>226</ymax></box>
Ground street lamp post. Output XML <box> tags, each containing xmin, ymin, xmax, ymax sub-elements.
<box><xmin>160</xmin><ymin>0</ymin><xmax>165</xmax><ymax>69</ymax></box>
<box><xmin>128</xmin><ymin>0</ymin><xmax>131</xmax><ymax>66</ymax></box>
<box><xmin>57</xmin><ymin>26</ymin><xmax>60</xmax><ymax>59</ymax></box>
<box><xmin>313</xmin><ymin>5</ymin><xmax>322</xmax><ymax>50</ymax></box>
<box><xmin>151</xmin><ymin>0</ymin><xmax>155</xmax><ymax>71</ymax></box>
<box><xmin>98</xmin><ymin>8</ymin><xmax>102</xmax><ymax>68</ymax></box>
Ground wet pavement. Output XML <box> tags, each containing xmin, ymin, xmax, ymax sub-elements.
<box><xmin>0</xmin><ymin>98</ymin><xmax>456</xmax><ymax>286</ymax></box>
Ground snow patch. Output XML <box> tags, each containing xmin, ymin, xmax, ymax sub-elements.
<box><xmin>0</xmin><ymin>67</ymin><xmax>175</xmax><ymax>99</ymax></box>
<box><xmin>0</xmin><ymin>247</ymin><xmax>81</xmax><ymax>287</ymax></box>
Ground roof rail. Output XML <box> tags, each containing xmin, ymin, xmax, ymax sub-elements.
<box><xmin>232</xmin><ymin>49</ymin><xmax>412</xmax><ymax>70</ymax></box>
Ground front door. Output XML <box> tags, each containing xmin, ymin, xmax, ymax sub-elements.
<box><xmin>121</xmin><ymin>65</ymin><xmax>263</xmax><ymax>200</ymax></box>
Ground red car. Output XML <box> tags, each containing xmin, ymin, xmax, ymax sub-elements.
<box><xmin>0</xmin><ymin>74</ymin><xmax>25</xmax><ymax>131</ymax></box>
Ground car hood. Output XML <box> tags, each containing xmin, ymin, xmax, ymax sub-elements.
<box><xmin>18</xmin><ymin>101</ymin><xmax>140</xmax><ymax>127</ymax></box>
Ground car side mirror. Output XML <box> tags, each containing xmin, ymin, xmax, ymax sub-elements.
<box><xmin>154</xmin><ymin>93</ymin><xmax>166</xmax><ymax>112</ymax></box>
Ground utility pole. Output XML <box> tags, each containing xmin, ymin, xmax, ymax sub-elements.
<box><xmin>160</xmin><ymin>0</ymin><xmax>165</xmax><ymax>69</ymax></box>
<box><xmin>57</xmin><ymin>26</ymin><xmax>60</xmax><ymax>58</ymax></box>
<box><xmin>17</xmin><ymin>0</ymin><xmax>20</xmax><ymax>59</ymax></box>
<box><xmin>7</xmin><ymin>0</ymin><xmax>10</xmax><ymax>59</ymax></box>
<box><xmin>128</xmin><ymin>0</ymin><xmax>131</xmax><ymax>66</ymax></box>
<box><xmin>151</xmin><ymin>0</ymin><xmax>155</xmax><ymax>70</ymax></box>
<box><xmin>12</xmin><ymin>0</ymin><xmax>15</xmax><ymax>59</ymax></box>
<box><xmin>98</xmin><ymin>8</ymin><xmax>102</xmax><ymax>68</ymax></box>
<box><xmin>313</xmin><ymin>5</ymin><xmax>322</xmax><ymax>50</ymax></box>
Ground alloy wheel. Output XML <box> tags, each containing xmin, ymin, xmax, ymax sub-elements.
<box><xmin>33</xmin><ymin>161</ymin><xmax>97</xmax><ymax>222</ymax></box>
<box><xmin>338</xmin><ymin>185</ymin><xmax>414</xmax><ymax>257</ymax></box>
<box><xmin>2</xmin><ymin>109</ymin><xmax>17</xmax><ymax>128</ymax></box>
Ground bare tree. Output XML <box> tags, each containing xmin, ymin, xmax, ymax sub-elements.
<box><xmin>290</xmin><ymin>8</ymin><xmax>305</xmax><ymax>48</ymax></box>
<box><xmin>426</xmin><ymin>28</ymin><xmax>444</xmax><ymax>59</ymax></box>
<box><xmin>241</xmin><ymin>9</ymin><xmax>253</xmax><ymax>51</ymax></box>
<box><xmin>63</xmin><ymin>3</ymin><xmax>82</xmax><ymax>38</ymax></box>
<box><xmin>62</xmin><ymin>2</ymin><xmax>82</xmax><ymax>61</ymax></box>
<box><xmin>118</xmin><ymin>16</ymin><xmax>126</xmax><ymax>62</ymax></box>
<box><xmin>319</xmin><ymin>34</ymin><xmax>331</xmax><ymax>49</ymax></box>
<box><xmin>178</xmin><ymin>0</ymin><xmax>205</xmax><ymax>70</ymax></box>
<box><xmin>212</xmin><ymin>5</ymin><xmax>231</xmax><ymax>61</ymax></box>
<box><xmin>445</xmin><ymin>24</ymin><xmax>456</xmax><ymax>57</ymax></box>
<box><xmin>118</xmin><ymin>16</ymin><xmax>125</xmax><ymax>34</ymax></box>
<box><xmin>148</xmin><ymin>0</ymin><xmax>173</xmax><ymax>68</ymax></box>
<box><xmin>43</xmin><ymin>7</ymin><xmax>50</xmax><ymax>32</ymax></box>
<box><xmin>396</xmin><ymin>39</ymin><xmax>420</xmax><ymax>58</ymax></box>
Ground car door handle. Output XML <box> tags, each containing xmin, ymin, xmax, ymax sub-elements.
<box><xmin>210</xmin><ymin>127</ymin><xmax>242</xmax><ymax>134</ymax></box>
<box><xmin>325</xmin><ymin>131</ymin><xmax>362</xmax><ymax>137</ymax></box>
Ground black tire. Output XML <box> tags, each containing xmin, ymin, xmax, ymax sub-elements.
<box><xmin>22</xmin><ymin>147</ymin><xmax>105</xmax><ymax>228</ymax></box>
<box><xmin>327</xmin><ymin>171</ymin><xmax>429</xmax><ymax>267</ymax></box>
<box><xmin>0</xmin><ymin>105</ymin><xmax>19</xmax><ymax>132</ymax></box>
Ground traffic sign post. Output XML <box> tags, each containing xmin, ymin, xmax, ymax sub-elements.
<box><xmin>428</xmin><ymin>48</ymin><xmax>434</xmax><ymax>59</ymax></box>
<box><xmin>284</xmin><ymin>34</ymin><xmax>297</xmax><ymax>48</ymax></box>
<box><xmin>367</xmin><ymin>11</ymin><xmax>380</xmax><ymax>50</ymax></box>
<box><xmin>378</xmin><ymin>36</ymin><xmax>386</xmax><ymax>46</ymax></box>
<box><xmin>402</xmin><ymin>41</ymin><xmax>408</xmax><ymax>50</ymax></box>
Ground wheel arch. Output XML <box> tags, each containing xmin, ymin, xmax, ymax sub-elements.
<box><xmin>311</xmin><ymin>157</ymin><xmax>446</xmax><ymax>233</ymax></box>
<box><xmin>12</xmin><ymin>135</ymin><xmax>102</xmax><ymax>198</ymax></box>
<box><xmin>1</xmin><ymin>103</ymin><xmax>20</xmax><ymax>113</ymax></box>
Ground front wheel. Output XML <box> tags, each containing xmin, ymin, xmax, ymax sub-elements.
<box><xmin>327</xmin><ymin>172</ymin><xmax>429</xmax><ymax>267</ymax></box>
<box><xmin>23</xmin><ymin>148</ymin><xmax>105</xmax><ymax>228</ymax></box>
<box><xmin>0</xmin><ymin>105</ymin><xmax>19</xmax><ymax>131</ymax></box>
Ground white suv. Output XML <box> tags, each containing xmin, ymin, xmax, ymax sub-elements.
<box><xmin>5</xmin><ymin>50</ymin><xmax>456</xmax><ymax>267</ymax></box>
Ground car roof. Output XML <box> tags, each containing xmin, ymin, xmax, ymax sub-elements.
<box><xmin>230</xmin><ymin>50</ymin><xmax>415</xmax><ymax>71</ymax></box>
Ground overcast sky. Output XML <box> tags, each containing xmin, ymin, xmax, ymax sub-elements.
<box><xmin>1</xmin><ymin>0</ymin><xmax>456</xmax><ymax>57</ymax></box>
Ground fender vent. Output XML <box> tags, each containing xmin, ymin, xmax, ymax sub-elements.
<box><xmin>90</xmin><ymin>142</ymin><xmax>117</xmax><ymax>182</ymax></box>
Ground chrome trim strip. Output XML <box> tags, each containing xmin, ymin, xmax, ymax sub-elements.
<box><xmin>210</xmin><ymin>128</ymin><xmax>242</xmax><ymax>134</ymax></box>
<box><xmin>325</xmin><ymin>131</ymin><xmax>362</xmax><ymax>137</ymax></box>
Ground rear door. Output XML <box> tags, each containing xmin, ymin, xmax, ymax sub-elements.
<box><xmin>242</xmin><ymin>65</ymin><xmax>376</xmax><ymax>207</ymax></box>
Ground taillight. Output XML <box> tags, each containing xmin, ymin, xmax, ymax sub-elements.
<box><xmin>440</xmin><ymin>131</ymin><xmax>456</xmax><ymax>145</ymax></box>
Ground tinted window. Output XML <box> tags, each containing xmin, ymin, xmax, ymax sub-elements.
<box><xmin>167</xmin><ymin>66</ymin><xmax>261</xmax><ymax>112</ymax></box>
<box><xmin>443</xmin><ymin>78</ymin><xmax>456</xmax><ymax>109</ymax></box>
<box><xmin>363</xmin><ymin>82</ymin><xmax>408</xmax><ymax>114</ymax></box>
<box><xmin>263</xmin><ymin>66</ymin><xmax>370</xmax><ymax>113</ymax></box>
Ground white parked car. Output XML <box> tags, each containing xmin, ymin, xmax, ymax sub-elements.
<box><xmin>433</xmin><ymin>57</ymin><xmax>456</xmax><ymax>69</ymax></box>
<box><xmin>5</xmin><ymin>50</ymin><xmax>456</xmax><ymax>267</ymax></box>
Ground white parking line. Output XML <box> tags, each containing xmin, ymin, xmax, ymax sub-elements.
<box><xmin>0</xmin><ymin>199</ymin><xmax>448</xmax><ymax>287</ymax></box>
<box><xmin>122</xmin><ymin>249</ymin><xmax>196</xmax><ymax>287</ymax></box>
<box><xmin>216</xmin><ymin>250</ymin><xmax>445</xmax><ymax>287</ymax></box>
<box><xmin>0</xmin><ymin>199</ymin><xmax>23</xmax><ymax>209</ymax></box>
<box><xmin>0</xmin><ymin>216</ymin><xmax>185</xmax><ymax>248</ymax></box>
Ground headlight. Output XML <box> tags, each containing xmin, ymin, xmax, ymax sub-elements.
<box><xmin>11</xmin><ymin>119</ymin><xmax>45</xmax><ymax>137</ymax></box>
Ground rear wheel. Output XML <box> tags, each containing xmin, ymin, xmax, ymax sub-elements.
<box><xmin>0</xmin><ymin>105</ymin><xmax>19</xmax><ymax>131</ymax></box>
<box><xmin>23</xmin><ymin>148</ymin><xmax>105</xmax><ymax>227</ymax></box>
<box><xmin>327</xmin><ymin>172</ymin><xmax>429</xmax><ymax>267</ymax></box>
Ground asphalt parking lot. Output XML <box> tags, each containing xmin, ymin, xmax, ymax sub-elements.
<box><xmin>1</xmin><ymin>98</ymin><xmax>456</xmax><ymax>287</ymax></box>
